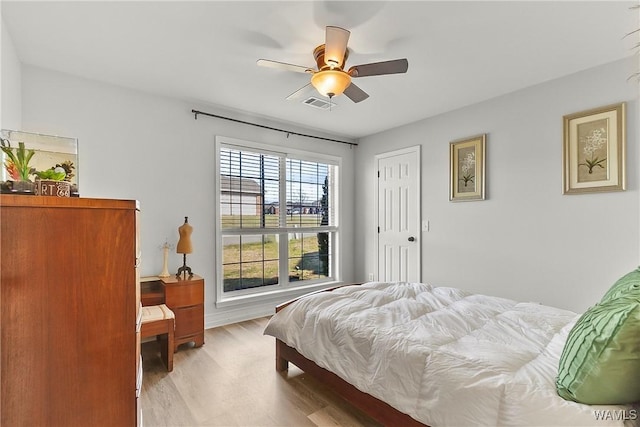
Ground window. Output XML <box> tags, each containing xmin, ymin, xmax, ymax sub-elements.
<box><xmin>216</xmin><ymin>138</ymin><xmax>339</xmax><ymax>301</ymax></box>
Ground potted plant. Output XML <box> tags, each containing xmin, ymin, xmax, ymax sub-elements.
<box><xmin>0</xmin><ymin>137</ymin><xmax>36</xmax><ymax>192</ymax></box>
<box><xmin>54</xmin><ymin>160</ymin><xmax>75</xmax><ymax>183</ymax></box>
<box><xmin>34</xmin><ymin>166</ymin><xmax>71</xmax><ymax>197</ymax></box>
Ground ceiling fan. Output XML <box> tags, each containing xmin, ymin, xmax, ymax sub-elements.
<box><xmin>257</xmin><ymin>26</ymin><xmax>408</xmax><ymax>103</ymax></box>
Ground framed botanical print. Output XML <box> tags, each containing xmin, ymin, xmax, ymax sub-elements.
<box><xmin>563</xmin><ymin>103</ymin><xmax>625</xmax><ymax>194</ymax></box>
<box><xmin>449</xmin><ymin>134</ymin><xmax>486</xmax><ymax>201</ymax></box>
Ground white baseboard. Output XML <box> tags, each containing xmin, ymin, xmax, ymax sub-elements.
<box><xmin>205</xmin><ymin>302</ymin><xmax>274</xmax><ymax>329</ymax></box>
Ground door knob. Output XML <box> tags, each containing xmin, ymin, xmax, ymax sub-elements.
<box><xmin>408</xmin><ymin>236</ymin><xmax>416</xmax><ymax>242</ymax></box>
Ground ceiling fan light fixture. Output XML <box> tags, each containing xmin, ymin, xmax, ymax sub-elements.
<box><xmin>311</xmin><ymin>70</ymin><xmax>351</xmax><ymax>97</ymax></box>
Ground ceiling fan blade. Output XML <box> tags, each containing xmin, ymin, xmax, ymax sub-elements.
<box><xmin>348</xmin><ymin>58</ymin><xmax>408</xmax><ymax>77</ymax></box>
<box><xmin>257</xmin><ymin>59</ymin><xmax>312</xmax><ymax>73</ymax></box>
<box><xmin>324</xmin><ymin>26</ymin><xmax>350</xmax><ymax>68</ymax></box>
<box><xmin>343</xmin><ymin>82</ymin><xmax>369</xmax><ymax>103</ymax></box>
<box><xmin>286</xmin><ymin>83</ymin><xmax>314</xmax><ymax>101</ymax></box>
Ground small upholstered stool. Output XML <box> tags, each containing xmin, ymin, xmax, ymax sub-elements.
<box><xmin>141</xmin><ymin>304</ymin><xmax>175</xmax><ymax>372</ymax></box>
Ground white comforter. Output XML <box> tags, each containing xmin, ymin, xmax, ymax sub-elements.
<box><xmin>264</xmin><ymin>282</ymin><xmax>639</xmax><ymax>426</ymax></box>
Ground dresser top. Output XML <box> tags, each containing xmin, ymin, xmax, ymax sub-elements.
<box><xmin>0</xmin><ymin>194</ymin><xmax>139</xmax><ymax>210</ymax></box>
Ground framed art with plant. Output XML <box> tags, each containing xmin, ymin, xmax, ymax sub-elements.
<box><xmin>0</xmin><ymin>129</ymin><xmax>79</xmax><ymax>196</ymax></box>
<box><xmin>562</xmin><ymin>103</ymin><xmax>625</xmax><ymax>194</ymax></box>
<box><xmin>449</xmin><ymin>134</ymin><xmax>486</xmax><ymax>202</ymax></box>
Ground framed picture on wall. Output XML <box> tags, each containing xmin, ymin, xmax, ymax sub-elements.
<box><xmin>449</xmin><ymin>134</ymin><xmax>486</xmax><ymax>202</ymax></box>
<box><xmin>0</xmin><ymin>129</ymin><xmax>79</xmax><ymax>196</ymax></box>
<box><xmin>563</xmin><ymin>102</ymin><xmax>625</xmax><ymax>194</ymax></box>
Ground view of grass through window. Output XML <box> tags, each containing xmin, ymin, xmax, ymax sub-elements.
<box><xmin>222</xmin><ymin>232</ymin><xmax>329</xmax><ymax>291</ymax></box>
<box><xmin>219</xmin><ymin>146</ymin><xmax>335</xmax><ymax>293</ymax></box>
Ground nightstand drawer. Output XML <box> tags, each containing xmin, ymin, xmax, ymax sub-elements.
<box><xmin>164</xmin><ymin>280</ymin><xmax>204</xmax><ymax>307</ymax></box>
<box><xmin>174</xmin><ymin>304</ymin><xmax>204</xmax><ymax>338</ymax></box>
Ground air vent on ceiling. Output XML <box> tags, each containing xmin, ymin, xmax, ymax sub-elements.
<box><xmin>302</xmin><ymin>97</ymin><xmax>336</xmax><ymax>110</ymax></box>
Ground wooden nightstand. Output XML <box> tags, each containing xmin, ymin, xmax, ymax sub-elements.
<box><xmin>161</xmin><ymin>275</ymin><xmax>205</xmax><ymax>351</ymax></box>
<box><xmin>141</xmin><ymin>275</ymin><xmax>205</xmax><ymax>352</ymax></box>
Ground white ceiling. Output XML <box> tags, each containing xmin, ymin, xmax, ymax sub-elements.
<box><xmin>2</xmin><ymin>1</ymin><xmax>638</xmax><ymax>140</ymax></box>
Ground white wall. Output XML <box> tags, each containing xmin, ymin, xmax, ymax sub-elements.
<box><xmin>15</xmin><ymin>57</ymin><xmax>639</xmax><ymax>318</ymax></box>
<box><xmin>355</xmin><ymin>57</ymin><xmax>639</xmax><ymax>313</ymax></box>
<box><xmin>20</xmin><ymin>65</ymin><xmax>356</xmax><ymax>327</ymax></box>
<box><xmin>1</xmin><ymin>18</ymin><xmax>22</xmax><ymax>130</ymax></box>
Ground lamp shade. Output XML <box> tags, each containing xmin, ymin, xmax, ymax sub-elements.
<box><xmin>311</xmin><ymin>70</ymin><xmax>352</xmax><ymax>97</ymax></box>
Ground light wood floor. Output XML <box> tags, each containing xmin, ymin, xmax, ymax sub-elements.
<box><xmin>140</xmin><ymin>317</ymin><xmax>382</xmax><ymax>427</ymax></box>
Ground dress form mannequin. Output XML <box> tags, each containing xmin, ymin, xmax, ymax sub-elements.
<box><xmin>176</xmin><ymin>217</ymin><xmax>194</xmax><ymax>278</ymax></box>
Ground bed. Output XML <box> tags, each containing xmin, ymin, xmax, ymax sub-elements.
<box><xmin>264</xmin><ymin>281</ymin><xmax>640</xmax><ymax>426</ymax></box>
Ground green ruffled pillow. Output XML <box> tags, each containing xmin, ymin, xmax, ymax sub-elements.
<box><xmin>556</xmin><ymin>299</ymin><xmax>640</xmax><ymax>404</ymax></box>
<box><xmin>600</xmin><ymin>267</ymin><xmax>640</xmax><ymax>303</ymax></box>
<box><xmin>556</xmin><ymin>270</ymin><xmax>640</xmax><ymax>404</ymax></box>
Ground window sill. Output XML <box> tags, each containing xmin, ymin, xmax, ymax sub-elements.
<box><xmin>215</xmin><ymin>281</ymin><xmax>343</xmax><ymax>309</ymax></box>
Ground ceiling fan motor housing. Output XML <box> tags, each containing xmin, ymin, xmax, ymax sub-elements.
<box><xmin>313</xmin><ymin>44</ymin><xmax>350</xmax><ymax>70</ymax></box>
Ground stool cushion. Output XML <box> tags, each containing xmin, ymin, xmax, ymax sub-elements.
<box><xmin>141</xmin><ymin>304</ymin><xmax>175</xmax><ymax>324</ymax></box>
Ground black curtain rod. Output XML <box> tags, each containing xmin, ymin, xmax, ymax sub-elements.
<box><xmin>191</xmin><ymin>109</ymin><xmax>357</xmax><ymax>148</ymax></box>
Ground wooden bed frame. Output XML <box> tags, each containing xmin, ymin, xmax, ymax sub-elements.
<box><xmin>274</xmin><ymin>285</ymin><xmax>427</xmax><ymax>427</ymax></box>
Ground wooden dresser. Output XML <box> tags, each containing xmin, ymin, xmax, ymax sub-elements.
<box><xmin>141</xmin><ymin>275</ymin><xmax>205</xmax><ymax>352</ymax></box>
<box><xmin>0</xmin><ymin>195</ymin><xmax>141</xmax><ymax>427</ymax></box>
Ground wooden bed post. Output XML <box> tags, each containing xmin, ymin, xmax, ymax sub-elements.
<box><xmin>275</xmin><ymin>339</ymin><xmax>289</xmax><ymax>371</ymax></box>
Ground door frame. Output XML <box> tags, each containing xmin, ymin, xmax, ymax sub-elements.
<box><xmin>374</xmin><ymin>145</ymin><xmax>422</xmax><ymax>282</ymax></box>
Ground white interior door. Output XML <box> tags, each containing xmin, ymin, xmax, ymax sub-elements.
<box><xmin>376</xmin><ymin>146</ymin><xmax>421</xmax><ymax>283</ymax></box>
